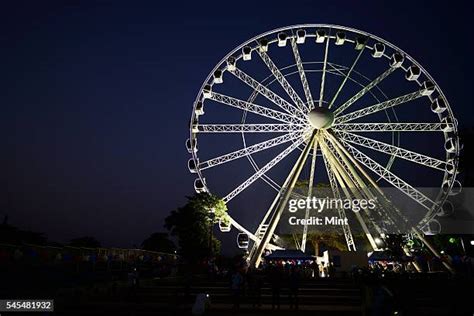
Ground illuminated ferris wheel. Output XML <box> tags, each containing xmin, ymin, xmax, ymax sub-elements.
<box><xmin>186</xmin><ymin>24</ymin><xmax>460</xmax><ymax>268</ymax></box>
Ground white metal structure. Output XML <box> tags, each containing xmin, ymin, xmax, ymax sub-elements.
<box><xmin>187</xmin><ymin>25</ymin><xmax>460</xmax><ymax>269</ymax></box>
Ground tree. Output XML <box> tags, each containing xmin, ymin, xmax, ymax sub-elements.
<box><xmin>141</xmin><ymin>232</ymin><xmax>176</xmax><ymax>253</ymax></box>
<box><xmin>69</xmin><ymin>236</ymin><xmax>101</xmax><ymax>248</ymax></box>
<box><xmin>165</xmin><ymin>193</ymin><xmax>227</xmax><ymax>262</ymax></box>
<box><xmin>307</xmin><ymin>232</ymin><xmax>347</xmax><ymax>256</ymax></box>
<box><xmin>0</xmin><ymin>222</ymin><xmax>47</xmax><ymax>245</ymax></box>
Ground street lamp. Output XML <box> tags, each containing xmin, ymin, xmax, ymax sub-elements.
<box><xmin>208</xmin><ymin>212</ymin><xmax>215</xmax><ymax>256</ymax></box>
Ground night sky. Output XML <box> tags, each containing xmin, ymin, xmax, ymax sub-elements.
<box><xmin>1</xmin><ymin>1</ymin><xmax>473</xmax><ymax>249</ymax></box>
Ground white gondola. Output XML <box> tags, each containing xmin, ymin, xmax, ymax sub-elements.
<box><xmin>335</xmin><ymin>31</ymin><xmax>345</xmax><ymax>45</ymax></box>
<box><xmin>450</xmin><ymin>180</ymin><xmax>462</xmax><ymax>195</ymax></box>
<box><xmin>213</xmin><ymin>69</ymin><xmax>223</xmax><ymax>84</ymax></box>
<box><xmin>203</xmin><ymin>84</ymin><xmax>212</xmax><ymax>98</ymax></box>
<box><xmin>242</xmin><ymin>46</ymin><xmax>252</xmax><ymax>61</ymax></box>
<box><xmin>438</xmin><ymin>200</ymin><xmax>454</xmax><ymax>217</ymax></box>
<box><xmin>445</xmin><ymin>159</ymin><xmax>456</xmax><ymax>174</ymax></box>
<box><xmin>237</xmin><ymin>233</ymin><xmax>249</xmax><ymax>249</ymax></box>
<box><xmin>442</xmin><ymin>179</ymin><xmax>450</xmax><ymax>193</ymax></box>
<box><xmin>420</xmin><ymin>81</ymin><xmax>435</xmax><ymax>96</ymax></box>
<box><xmin>296</xmin><ymin>29</ymin><xmax>306</xmax><ymax>44</ymax></box>
<box><xmin>195</xmin><ymin>101</ymin><xmax>204</xmax><ymax>116</ymax></box>
<box><xmin>226</xmin><ymin>56</ymin><xmax>236</xmax><ymax>71</ymax></box>
<box><xmin>219</xmin><ymin>218</ymin><xmax>231</xmax><ymax>232</ymax></box>
<box><xmin>188</xmin><ymin>158</ymin><xmax>198</xmax><ymax>173</ymax></box>
<box><xmin>445</xmin><ymin>137</ymin><xmax>457</xmax><ymax>153</ymax></box>
<box><xmin>194</xmin><ymin>178</ymin><xmax>207</xmax><ymax>193</ymax></box>
<box><xmin>191</xmin><ymin>116</ymin><xmax>199</xmax><ymax>133</ymax></box>
<box><xmin>431</xmin><ymin>97</ymin><xmax>447</xmax><ymax>113</ymax></box>
<box><xmin>406</xmin><ymin>65</ymin><xmax>421</xmax><ymax>81</ymax></box>
<box><xmin>186</xmin><ymin>138</ymin><xmax>197</xmax><ymax>153</ymax></box>
<box><xmin>315</xmin><ymin>29</ymin><xmax>326</xmax><ymax>43</ymax></box>
<box><xmin>421</xmin><ymin>219</ymin><xmax>441</xmax><ymax>235</ymax></box>
<box><xmin>277</xmin><ymin>32</ymin><xmax>288</xmax><ymax>47</ymax></box>
<box><xmin>355</xmin><ymin>36</ymin><xmax>367</xmax><ymax>50</ymax></box>
<box><xmin>259</xmin><ymin>38</ymin><xmax>269</xmax><ymax>52</ymax></box>
<box><xmin>390</xmin><ymin>52</ymin><xmax>404</xmax><ymax>68</ymax></box>
<box><xmin>441</xmin><ymin>117</ymin><xmax>454</xmax><ymax>132</ymax></box>
<box><xmin>372</xmin><ymin>43</ymin><xmax>385</xmax><ymax>58</ymax></box>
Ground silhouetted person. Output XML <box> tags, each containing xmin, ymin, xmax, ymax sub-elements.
<box><xmin>371</xmin><ymin>282</ymin><xmax>394</xmax><ymax>316</ymax></box>
<box><xmin>288</xmin><ymin>266</ymin><xmax>300</xmax><ymax>309</ymax></box>
<box><xmin>247</xmin><ymin>268</ymin><xmax>263</xmax><ymax>308</ymax></box>
<box><xmin>230</xmin><ymin>269</ymin><xmax>243</xmax><ymax>310</ymax></box>
<box><xmin>254</xmin><ymin>269</ymin><xmax>263</xmax><ymax>308</ymax></box>
<box><xmin>127</xmin><ymin>267</ymin><xmax>139</xmax><ymax>301</ymax></box>
<box><xmin>328</xmin><ymin>262</ymin><xmax>336</xmax><ymax>277</ymax></box>
<box><xmin>246</xmin><ymin>268</ymin><xmax>256</xmax><ymax>308</ymax></box>
<box><xmin>269</xmin><ymin>266</ymin><xmax>282</xmax><ymax>309</ymax></box>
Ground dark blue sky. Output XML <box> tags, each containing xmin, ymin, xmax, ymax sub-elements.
<box><xmin>1</xmin><ymin>1</ymin><xmax>473</xmax><ymax>247</ymax></box>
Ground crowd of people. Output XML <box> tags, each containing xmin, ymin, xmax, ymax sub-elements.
<box><xmin>230</xmin><ymin>265</ymin><xmax>301</xmax><ymax>310</ymax></box>
<box><xmin>227</xmin><ymin>259</ymin><xmax>338</xmax><ymax>310</ymax></box>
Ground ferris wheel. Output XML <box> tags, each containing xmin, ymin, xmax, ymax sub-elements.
<box><xmin>186</xmin><ymin>24</ymin><xmax>460</xmax><ymax>268</ymax></box>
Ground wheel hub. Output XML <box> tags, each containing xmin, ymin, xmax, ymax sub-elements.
<box><xmin>308</xmin><ymin>107</ymin><xmax>335</xmax><ymax>129</ymax></box>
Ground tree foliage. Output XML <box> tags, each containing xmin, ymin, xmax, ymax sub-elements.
<box><xmin>141</xmin><ymin>232</ymin><xmax>175</xmax><ymax>253</ymax></box>
<box><xmin>164</xmin><ymin>193</ymin><xmax>226</xmax><ymax>262</ymax></box>
<box><xmin>307</xmin><ymin>232</ymin><xmax>347</xmax><ymax>256</ymax></box>
<box><xmin>0</xmin><ymin>223</ymin><xmax>47</xmax><ymax>245</ymax></box>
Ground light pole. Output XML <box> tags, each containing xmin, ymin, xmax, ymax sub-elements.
<box><xmin>208</xmin><ymin>212</ymin><xmax>215</xmax><ymax>257</ymax></box>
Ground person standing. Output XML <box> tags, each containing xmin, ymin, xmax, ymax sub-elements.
<box><xmin>231</xmin><ymin>269</ymin><xmax>243</xmax><ymax>310</ymax></box>
<box><xmin>288</xmin><ymin>266</ymin><xmax>300</xmax><ymax>309</ymax></box>
<box><xmin>269</xmin><ymin>266</ymin><xmax>282</xmax><ymax>309</ymax></box>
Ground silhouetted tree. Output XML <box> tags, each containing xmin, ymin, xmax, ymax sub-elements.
<box><xmin>69</xmin><ymin>236</ymin><xmax>101</xmax><ymax>248</ymax></box>
<box><xmin>0</xmin><ymin>222</ymin><xmax>47</xmax><ymax>245</ymax></box>
<box><xmin>307</xmin><ymin>232</ymin><xmax>347</xmax><ymax>256</ymax></box>
<box><xmin>141</xmin><ymin>232</ymin><xmax>176</xmax><ymax>253</ymax></box>
<box><xmin>165</xmin><ymin>193</ymin><xmax>227</xmax><ymax>262</ymax></box>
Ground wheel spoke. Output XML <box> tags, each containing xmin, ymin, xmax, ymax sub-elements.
<box><xmin>320</xmin><ymin>144</ymin><xmax>357</xmax><ymax>251</ymax></box>
<box><xmin>301</xmin><ymin>137</ymin><xmax>318</xmax><ymax>252</ymax></box>
<box><xmin>257</xmin><ymin>50</ymin><xmax>307</xmax><ymax>113</ymax></box>
<box><xmin>319</xmin><ymin>136</ymin><xmax>380</xmax><ymax>250</ymax></box>
<box><xmin>249</xmin><ymin>130</ymin><xmax>317</xmax><ymax>267</ymax></box>
<box><xmin>333</xmin><ymin>67</ymin><xmax>396</xmax><ymax>116</ymax></box>
<box><xmin>194</xmin><ymin>123</ymin><xmax>305</xmax><ymax>133</ymax></box>
<box><xmin>328</xmin><ymin>45</ymin><xmax>366</xmax><ymax>109</ymax></box>
<box><xmin>335</xmin><ymin>137</ymin><xmax>436</xmax><ymax>210</ymax></box>
<box><xmin>208</xmin><ymin>92</ymin><xmax>303</xmax><ymax>124</ymax></box>
<box><xmin>318</xmin><ymin>33</ymin><xmax>330</xmax><ymax>107</ymax></box>
<box><xmin>223</xmin><ymin>132</ymin><xmax>309</xmax><ymax>203</ymax></box>
<box><xmin>335</xmin><ymin>90</ymin><xmax>423</xmax><ymax>124</ymax></box>
<box><xmin>324</xmin><ymin>131</ymin><xmax>410</xmax><ymax>227</ymax></box>
<box><xmin>230</xmin><ymin>67</ymin><xmax>307</xmax><ymax>118</ymax></box>
<box><xmin>333</xmin><ymin>123</ymin><xmax>451</xmax><ymax>132</ymax></box>
<box><xmin>291</xmin><ymin>38</ymin><xmax>314</xmax><ymax>111</ymax></box>
<box><xmin>333</xmin><ymin>131</ymin><xmax>451</xmax><ymax>171</ymax></box>
<box><xmin>199</xmin><ymin>131</ymin><xmax>305</xmax><ymax>171</ymax></box>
